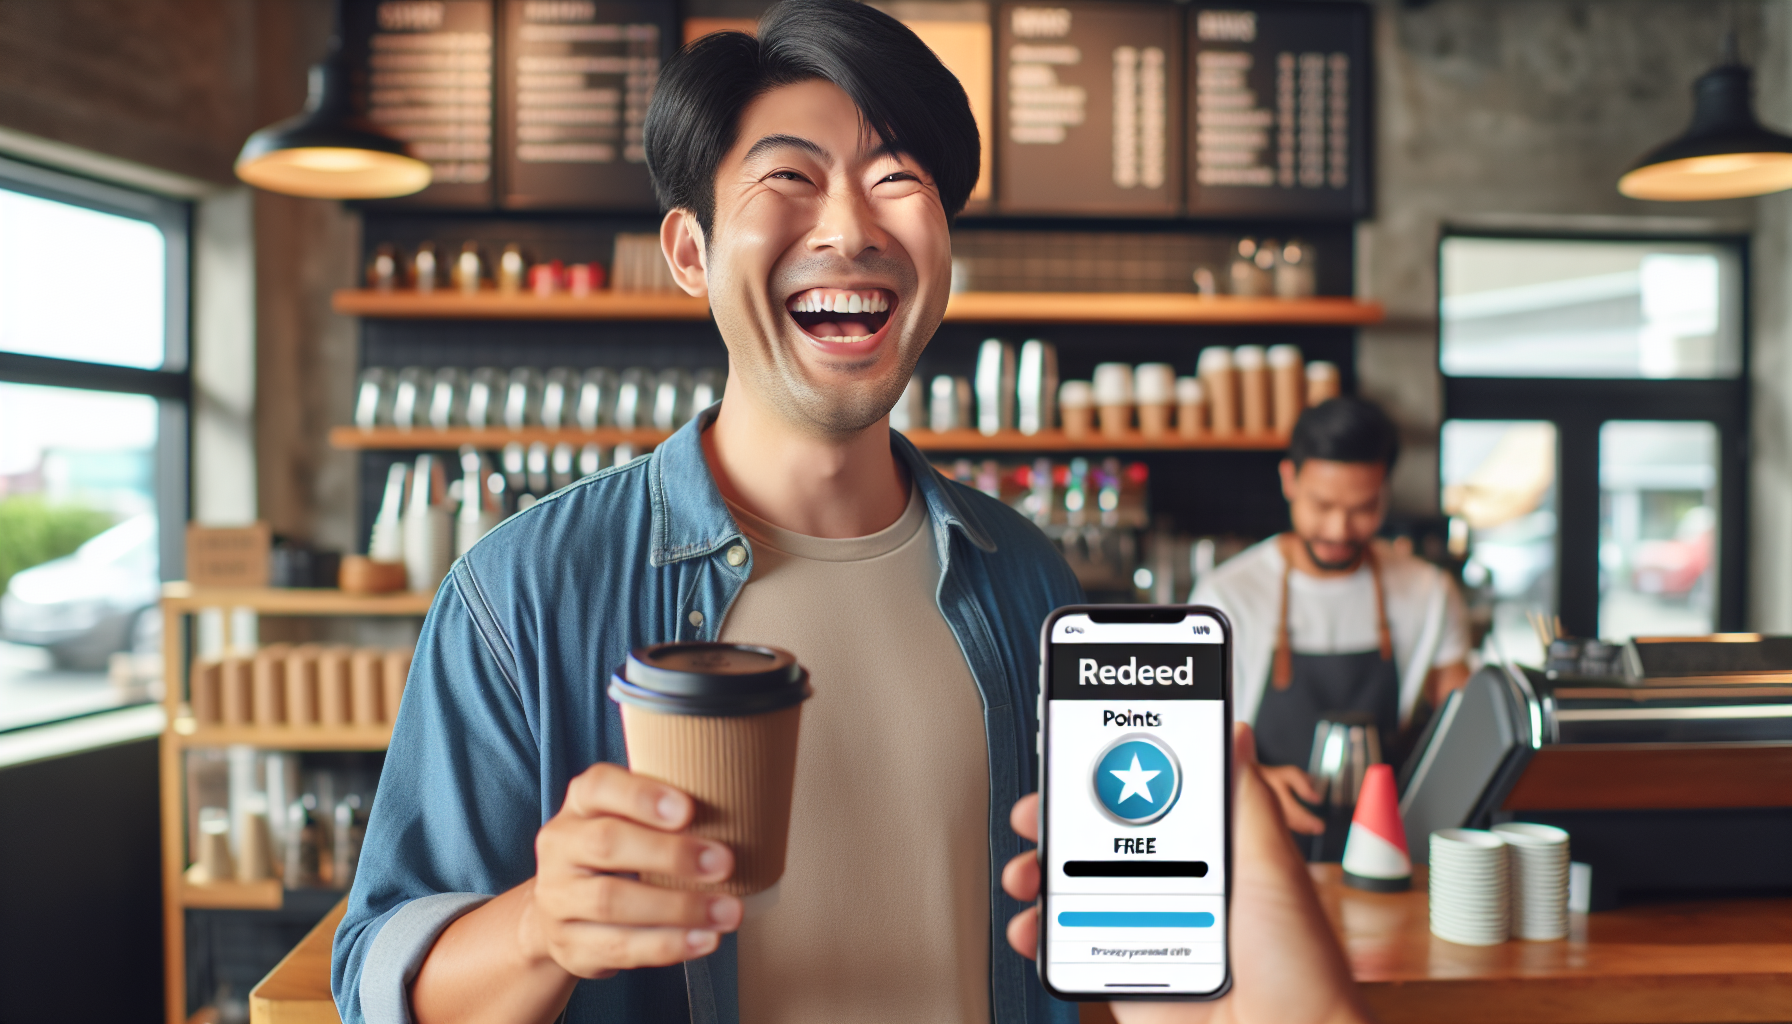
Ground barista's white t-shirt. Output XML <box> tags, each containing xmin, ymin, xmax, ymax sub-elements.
<box><xmin>1191</xmin><ymin>537</ymin><xmax>1470</xmax><ymax>728</ymax></box>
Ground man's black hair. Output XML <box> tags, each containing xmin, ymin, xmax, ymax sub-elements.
<box><xmin>643</xmin><ymin>0</ymin><xmax>980</xmax><ymax>232</ymax></box>
<box><xmin>1289</xmin><ymin>397</ymin><xmax>1399</xmax><ymax>470</ymax></box>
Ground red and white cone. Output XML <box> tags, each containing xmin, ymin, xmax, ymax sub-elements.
<box><xmin>1341</xmin><ymin>763</ymin><xmax>1412</xmax><ymax>892</ymax></box>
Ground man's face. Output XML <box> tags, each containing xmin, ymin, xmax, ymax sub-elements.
<box><xmin>666</xmin><ymin>79</ymin><xmax>953</xmax><ymax>439</ymax></box>
<box><xmin>1278</xmin><ymin>458</ymin><xmax>1388</xmax><ymax>571</ymax></box>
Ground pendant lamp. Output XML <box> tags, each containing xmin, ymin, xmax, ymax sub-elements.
<box><xmin>235</xmin><ymin>1</ymin><xmax>430</xmax><ymax>199</ymax></box>
<box><xmin>1619</xmin><ymin>35</ymin><xmax>1792</xmax><ymax>202</ymax></box>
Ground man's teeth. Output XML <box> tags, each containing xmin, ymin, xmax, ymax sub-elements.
<box><xmin>789</xmin><ymin>290</ymin><xmax>890</xmax><ymax>314</ymax></box>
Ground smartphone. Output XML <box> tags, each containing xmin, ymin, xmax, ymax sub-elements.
<box><xmin>1037</xmin><ymin>605</ymin><xmax>1232</xmax><ymax>1000</ymax></box>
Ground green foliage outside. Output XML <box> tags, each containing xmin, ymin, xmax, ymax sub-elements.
<box><xmin>0</xmin><ymin>496</ymin><xmax>115</xmax><ymax>595</ymax></box>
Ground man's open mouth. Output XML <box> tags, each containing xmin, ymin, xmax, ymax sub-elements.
<box><xmin>785</xmin><ymin>288</ymin><xmax>895</xmax><ymax>342</ymax></box>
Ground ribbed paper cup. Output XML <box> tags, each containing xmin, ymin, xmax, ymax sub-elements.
<box><xmin>1429</xmin><ymin>829</ymin><xmax>1510</xmax><ymax>946</ymax></box>
<box><xmin>610</xmin><ymin>643</ymin><xmax>811</xmax><ymax>896</ymax></box>
<box><xmin>1492</xmin><ymin>822</ymin><xmax>1570</xmax><ymax>941</ymax></box>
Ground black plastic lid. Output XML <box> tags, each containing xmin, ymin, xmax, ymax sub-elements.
<box><xmin>609</xmin><ymin>642</ymin><xmax>810</xmax><ymax>717</ymax></box>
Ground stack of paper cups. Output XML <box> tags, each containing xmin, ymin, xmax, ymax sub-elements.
<box><xmin>1428</xmin><ymin>829</ymin><xmax>1509</xmax><ymax>945</ymax></box>
<box><xmin>1059</xmin><ymin>381</ymin><xmax>1094</xmax><ymax>438</ymax></box>
<box><xmin>1092</xmin><ymin>363</ymin><xmax>1134</xmax><ymax>438</ymax></box>
<box><xmin>1134</xmin><ymin>364</ymin><xmax>1176</xmax><ymax>438</ymax></box>
<box><xmin>1175</xmin><ymin>377</ymin><xmax>1205</xmax><ymax>438</ymax></box>
<box><xmin>1492</xmin><ymin>822</ymin><xmax>1570</xmax><ymax>940</ymax></box>
<box><xmin>1197</xmin><ymin>348</ymin><xmax>1237</xmax><ymax>437</ymax></box>
<box><xmin>1233</xmin><ymin>346</ymin><xmax>1269</xmax><ymax>435</ymax></box>
<box><xmin>1267</xmin><ymin>345</ymin><xmax>1305</xmax><ymax>435</ymax></box>
<box><xmin>1306</xmin><ymin>361</ymin><xmax>1341</xmax><ymax>406</ymax></box>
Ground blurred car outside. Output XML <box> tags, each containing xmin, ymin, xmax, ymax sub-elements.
<box><xmin>0</xmin><ymin>515</ymin><xmax>159</xmax><ymax>670</ymax></box>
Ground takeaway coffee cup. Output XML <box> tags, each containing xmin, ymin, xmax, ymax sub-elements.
<box><xmin>609</xmin><ymin>643</ymin><xmax>812</xmax><ymax>896</ymax></box>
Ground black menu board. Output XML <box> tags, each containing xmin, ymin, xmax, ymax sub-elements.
<box><xmin>362</xmin><ymin>0</ymin><xmax>496</xmax><ymax>208</ymax></box>
<box><xmin>996</xmin><ymin>3</ymin><xmax>1183</xmax><ymax>216</ymax></box>
<box><xmin>499</xmin><ymin>0</ymin><xmax>673</xmax><ymax>210</ymax></box>
<box><xmin>1185</xmin><ymin>3</ymin><xmax>1371</xmax><ymax>219</ymax></box>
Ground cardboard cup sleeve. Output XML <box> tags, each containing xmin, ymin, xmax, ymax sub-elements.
<box><xmin>621</xmin><ymin>702</ymin><xmax>803</xmax><ymax>896</ymax></box>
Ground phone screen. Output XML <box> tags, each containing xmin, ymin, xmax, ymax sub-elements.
<box><xmin>1039</xmin><ymin>607</ymin><xmax>1231</xmax><ymax>999</ymax></box>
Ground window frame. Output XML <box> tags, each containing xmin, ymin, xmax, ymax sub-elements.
<box><xmin>0</xmin><ymin>154</ymin><xmax>193</xmax><ymax>592</ymax></box>
<box><xmin>1437</xmin><ymin>227</ymin><xmax>1750</xmax><ymax>637</ymax></box>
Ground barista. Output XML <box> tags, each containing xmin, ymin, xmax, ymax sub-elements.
<box><xmin>1193</xmin><ymin>398</ymin><xmax>1471</xmax><ymax>835</ymax></box>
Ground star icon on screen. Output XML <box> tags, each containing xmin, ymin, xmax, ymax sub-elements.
<box><xmin>1092</xmin><ymin>736</ymin><xmax>1181</xmax><ymax>826</ymax></box>
<box><xmin>1109</xmin><ymin>754</ymin><xmax>1161</xmax><ymax>805</ymax></box>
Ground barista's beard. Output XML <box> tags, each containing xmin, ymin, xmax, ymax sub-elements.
<box><xmin>733</xmin><ymin>252</ymin><xmax>925</xmax><ymax>441</ymax></box>
<box><xmin>1303</xmin><ymin>539</ymin><xmax>1366</xmax><ymax>573</ymax></box>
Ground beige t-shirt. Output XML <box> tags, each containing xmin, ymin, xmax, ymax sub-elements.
<box><xmin>719</xmin><ymin>487</ymin><xmax>991</xmax><ymax>1024</ymax></box>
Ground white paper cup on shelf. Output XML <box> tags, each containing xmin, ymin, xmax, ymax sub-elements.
<box><xmin>1058</xmin><ymin>380</ymin><xmax>1094</xmax><ymax>439</ymax></box>
<box><xmin>1175</xmin><ymin>376</ymin><xmax>1206</xmax><ymax>438</ymax></box>
<box><xmin>1429</xmin><ymin>828</ymin><xmax>1510</xmax><ymax>946</ymax></box>
<box><xmin>1197</xmin><ymin>347</ymin><xmax>1237</xmax><ymax>437</ymax></box>
<box><xmin>1134</xmin><ymin>363</ymin><xmax>1176</xmax><ymax>438</ymax></box>
<box><xmin>1092</xmin><ymin>363</ymin><xmax>1134</xmax><ymax>437</ymax></box>
<box><xmin>1268</xmin><ymin>344</ymin><xmax>1305</xmax><ymax>435</ymax></box>
<box><xmin>1492</xmin><ymin>822</ymin><xmax>1570</xmax><ymax>941</ymax></box>
<box><xmin>1233</xmin><ymin>345</ymin><xmax>1269</xmax><ymax>435</ymax></box>
<box><xmin>1306</xmin><ymin>360</ymin><xmax>1341</xmax><ymax>405</ymax></box>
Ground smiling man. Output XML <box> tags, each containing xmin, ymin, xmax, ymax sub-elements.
<box><xmin>330</xmin><ymin>3</ymin><xmax>1082</xmax><ymax>1024</ymax></box>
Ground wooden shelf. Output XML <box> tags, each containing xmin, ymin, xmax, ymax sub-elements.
<box><xmin>905</xmin><ymin>428</ymin><xmax>1287</xmax><ymax>452</ymax></box>
<box><xmin>174</xmin><ymin>722</ymin><xmax>393</xmax><ymax>751</ymax></box>
<box><xmin>941</xmin><ymin>292</ymin><xmax>1383</xmax><ymax>325</ymax></box>
<box><xmin>333</xmin><ymin>288</ymin><xmax>710</xmax><ymax>319</ymax></box>
<box><xmin>332</xmin><ymin>287</ymin><xmax>1383</xmax><ymax>326</ymax></box>
<box><xmin>329</xmin><ymin>425</ymin><xmax>1286</xmax><ymax>453</ymax></box>
<box><xmin>183</xmin><ymin>878</ymin><xmax>283</xmax><ymax>911</ymax></box>
<box><xmin>161</xmin><ymin>584</ymin><xmax>434</xmax><ymax>616</ymax></box>
<box><xmin>328</xmin><ymin>425</ymin><xmax>670</xmax><ymax>450</ymax></box>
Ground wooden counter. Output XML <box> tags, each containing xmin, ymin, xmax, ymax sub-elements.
<box><xmin>264</xmin><ymin>874</ymin><xmax>1792</xmax><ymax>1024</ymax></box>
<box><xmin>1317</xmin><ymin>865</ymin><xmax>1792</xmax><ymax>1024</ymax></box>
<box><xmin>249</xmin><ymin>898</ymin><xmax>345</xmax><ymax>1024</ymax></box>
<box><xmin>1082</xmin><ymin>865</ymin><xmax>1792</xmax><ymax>1024</ymax></box>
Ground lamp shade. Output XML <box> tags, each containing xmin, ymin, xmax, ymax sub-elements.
<box><xmin>235</xmin><ymin>49</ymin><xmax>430</xmax><ymax>199</ymax></box>
<box><xmin>1619</xmin><ymin>62</ymin><xmax>1792</xmax><ymax>201</ymax></box>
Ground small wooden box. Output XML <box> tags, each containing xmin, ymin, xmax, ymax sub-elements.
<box><xmin>186</xmin><ymin>523</ymin><xmax>272</xmax><ymax>588</ymax></box>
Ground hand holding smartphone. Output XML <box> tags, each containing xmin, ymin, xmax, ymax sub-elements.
<box><xmin>1036</xmin><ymin>606</ymin><xmax>1233</xmax><ymax>1000</ymax></box>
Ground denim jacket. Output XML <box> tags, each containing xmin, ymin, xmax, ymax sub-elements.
<box><xmin>332</xmin><ymin>408</ymin><xmax>1083</xmax><ymax>1024</ymax></box>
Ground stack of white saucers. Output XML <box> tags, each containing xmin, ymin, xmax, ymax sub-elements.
<box><xmin>1428</xmin><ymin>829</ymin><xmax>1509</xmax><ymax>945</ymax></box>
<box><xmin>1492</xmin><ymin>822</ymin><xmax>1571</xmax><ymax>940</ymax></box>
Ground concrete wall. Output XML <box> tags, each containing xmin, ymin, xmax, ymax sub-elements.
<box><xmin>1751</xmin><ymin>3</ymin><xmax>1792</xmax><ymax>631</ymax></box>
<box><xmin>1358</xmin><ymin>0</ymin><xmax>1759</xmax><ymax>517</ymax></box>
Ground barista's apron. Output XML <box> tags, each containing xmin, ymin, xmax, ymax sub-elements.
<box><xmin>1252</xmin><ymin>534</ymin><xmax>1401</xmax><ymax>771</ymax></box>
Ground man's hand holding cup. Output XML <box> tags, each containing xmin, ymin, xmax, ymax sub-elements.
<box><xmin>524</xmin><ymin>763</ymin><xmax>743</xmax><ymax>978</ymax></box>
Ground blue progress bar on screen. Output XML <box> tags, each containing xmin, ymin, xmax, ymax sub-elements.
<box><xmin>1057</xmin><ymin>912</ymin><xmax>1215</xmax><ymax>928</ymax></box>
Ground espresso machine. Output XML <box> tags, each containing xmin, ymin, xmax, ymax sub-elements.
<box><xmin>1397</xmin><ymin>635</ymin><xmax>1792</xmax><ymax>909</ymax></box>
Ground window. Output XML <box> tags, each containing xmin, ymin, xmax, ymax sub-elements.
<box><xmin>1439</xmin><ymin>232</ymin><xmax>1747</xmax><ymax>650</ymax></box>
<box><xmin>0</xmin><ymin>155</ymin><xmax>189</xmax><ymax>732</ymax></box>
<box><xmin>1440</xmin><ymin>237</ymin><xmax>1742</xmax><ymax>379</ymax></box>
<box><xmin>1441</xmin><ymin>420</ymin><xmax>1557</xmax><ymax>666</ymax></box>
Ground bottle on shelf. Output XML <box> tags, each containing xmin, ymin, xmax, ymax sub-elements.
<box><xmin>1275</xmin><ymin>239</ymin><xmax>1317</xmax><ymax>299</ymax></box>
<box><xmin>975</xmin><ymin>339</ymin><xmax>1017</xmax><ymax>437</ymax></box>
<box><xmin>412</xmin><ymin>242</ymin><xmax>439</xmax><ymax>294</ymax></box>
<box><xmin>402</xmin><ymin>455</ymin><xmax>452</xmax><ymax>593</ymax></box>
<box><xmin>454</xmin><ymin>241</ymin><xmax>482</xmax><ymax>296</ymax></box>
<box><xmin>1016</xmin><ymin>340</ymin><xmax>1058</xmax><ymax>436</ymax></box>
<box><xmin>498</xmin><ymin>244</ymin><xmax>526</xmax><ymax>295</ymax></box>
